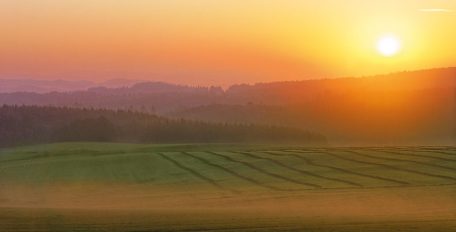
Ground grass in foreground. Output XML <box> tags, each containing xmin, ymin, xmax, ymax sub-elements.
<box><xmin>0</xmin><ymin>143</ymin><xmax>455</xmax><ymax>231</ymax></box>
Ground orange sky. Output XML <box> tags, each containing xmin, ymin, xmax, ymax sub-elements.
<box><xmin>1</xmin><ymin>0</ymin><xmax>455</xmax><ymax>85</ymax></box>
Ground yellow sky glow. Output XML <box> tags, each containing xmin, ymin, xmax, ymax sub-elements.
<box><xmin>1</xmin><ymin>0</ymin><xmax>455</xmax><ymax>85</ymax></box>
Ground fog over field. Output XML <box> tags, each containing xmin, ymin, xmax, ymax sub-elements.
<box><xmin>1</xmin><ymin>143</ymin><xmax>455</xmax><ymax>231</ymax></box>
<box><xmin>1</xmin><ymin>1</ymin><xmax>456</xmax><ymax>231</ymax></box>
<box><xmin>1</xmin><ymin>68</ymin><xmax>455</xmax><ymax>146</ymax></box>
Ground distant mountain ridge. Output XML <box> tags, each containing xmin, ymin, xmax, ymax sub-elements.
<box><xmin>2</xmin><ymin>67</ymin><xmax>454</xmax><ymax>94</ymax></box>
<box><xmin>0</xmin><ymin>67</ymin><xmax>454</xmax><ymax>145</ymax></box>
<box><xmin>0</xmin><ymin>78</ymin><xmax>143</xmax><ymax>93</ymax></box>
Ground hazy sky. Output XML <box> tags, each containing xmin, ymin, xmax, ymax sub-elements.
<box><xmin>1</xmin><ymin>0</ymin><xmax>455</xmax><ymax>85</ymax></box>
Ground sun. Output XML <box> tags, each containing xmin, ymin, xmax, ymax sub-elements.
<box><xmin>376</xmin><ymin>35</ymin><xmax>401</xmax><ymax>57</ymax></box>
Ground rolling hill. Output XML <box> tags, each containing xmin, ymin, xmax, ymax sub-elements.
<box><xmin>0</xmin><ymin>68</ymin><xmax>454</xmax><ymax>145</ymax></box>
<box><xmin>0</xmin><ymin>105</ymin><xmax>325</xmax><ymax>147</ymax></box>
<box><xmin>0</xmin><ymin>143</ymin><xmax>455</xmax><ymax>231</ymax></box>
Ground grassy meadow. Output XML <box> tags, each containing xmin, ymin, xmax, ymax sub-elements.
<box><xmin>0</xmin><ymin>143</ymin><xmax>455</xmax><ymax>231</ymax></box>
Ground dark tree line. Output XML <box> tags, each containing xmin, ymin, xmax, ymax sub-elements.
<box><xmin>0</xmin><ymin>105</ymin><xmax>326</xmax><ymax>147</ymax></box>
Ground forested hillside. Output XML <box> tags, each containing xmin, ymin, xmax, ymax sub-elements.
<box><xmin>0</xmin><ymin>68</ymin><xmax>454</xmax><ymax>145</ymax></box>
<box><xmin>0</xmin><ymin>105</ymin><xmax>325</xmax><ymax>147</ymax></box>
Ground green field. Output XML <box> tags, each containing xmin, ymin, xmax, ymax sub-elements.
<box><xmin>1</xmin><ymin>143</ymin><xmax>455</xmax><ymax>231</ymax></box>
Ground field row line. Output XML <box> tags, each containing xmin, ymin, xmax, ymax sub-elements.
<box><xmin>313</xmin><ymin>150</ymin><xmax>456</xmax><ymax>182</ymax></box>
<box><xmin>233</xmin><ymin>151</ymin><xmax>363</xmax><ymax>187</ymax></box>
<box><xmin>345</xmin><ymin>150</ymin><xmax>456</xmax><ymax>180</ymax></box>
<box><xmin>155</xmin><ymin>152</ymin><xmax>233</xmax><ymax>193</ymax></box>
<box><xmin>0</xmin><ymin>150</ymin><xmax>131</xmax><ymax>164</ymax></box>
<box><xmin>182</xmin><ymin>152</ymin><xmax>295</xmax><ymax>192</ymax></box>
<box><xmin>365</xmin><ymin>149</ymin><xmax>456</xmax><ymax>162</ymax></box>
<box><xmin>395</xmin><ymin>149</ymin><xmax>456</xmax><ymax>157</ymax></box>
<box><xmin>356</xmin><ymin>147</ymin><xmax>456</xmax><ymax>158</ymax></box>
<box><xmin>268</xmin><ymin>151</ymin><xmax>408</xmax><ymax>185</ymax></box>
<box><xmin>349</xmin><ymin>150</ymin><xmax>456</xmax><ymax>171</ymax></box>
<box><xmin>206</xmin><ymin>151</ymin><xmax>320</xmax><ymax>189</ymax></box>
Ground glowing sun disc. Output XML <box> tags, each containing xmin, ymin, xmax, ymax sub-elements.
<box><xmin>377</xmin><ymin>35</ymin><xmax>401</xmax><ymax>57</ymax></box>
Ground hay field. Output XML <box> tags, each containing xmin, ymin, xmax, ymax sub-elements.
<box><xmin>1</xmin><ymin>143</ymin><xmax>455</xmax><ymax>231</ymax></box>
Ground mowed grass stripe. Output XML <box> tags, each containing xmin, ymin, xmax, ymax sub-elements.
<box><xmin>330</xmin><ymin>151</ymin><xmax>456</xmax><ymax>182</ymax></box>
<box><xmin>237</xmin><ymin>151</ymin><xmax>362</xmax><ymax>187</ymax></box>
<box><xmin>345</xmin><ymin>150</ymin><xmax>456</xmax><ymax>173</ymax></box>
<box><xmin>0</xmin><ymin>150</ymin><xmax>130</xmax><ymax>164</ymax></box>
<box><xmin>184</xmin><ymin>152</ymin><xmax>289</xmax><ymax>192</ymax></box>
<box><xmin>207</xmin><ymin>151</ymin><xmax>320</xmax><ymax>189</ymax></box>
<box><xmin>371</xmin><ymin>149</ymin><xmax>456</xmax><ymax>165</ymax></box>
<box><xmin>0</xmin><ymin>152</ymin><xmax>148</xmax><ymax>171</ymax></box>
<box><xmin>370</xmin><ymin>147</ymin><xmax>456</xmax><ymax>156</ymax></box>
<box><xmin>1</xmin><ymin>156</ymin><xmax>151</xmax><ymax>183</ymax></box>
<box><xmin>230</xmin><ymin>151</ymin><xmax>323</xmax><ymax>189</ymax></box>
<box><xmin>407</xmin><ymin>149</ymin><xmax>456</xmax><ymax>157</ymax></box>
<box><xmin>409</xmin><ymin>146</ymin><xmax>456</xmax><ymax>151</ymax></box>
<box><xmin>358</xmin><ymin>148</ymin><xmax>456</xmax><ymax>162</ymax></box>
<box><xmin>281</xmin><ymin>150</ymin><xmax>408</xmax><ymax>185</ymax></box>
<box><xmin>310</xmin><ymin>151</ymin><xmax>420</xmax><ymax>184</ymax></box>
<box><xmin>155</xmin><ymin>152</ymin><xmax>225</xmax><ymax>190</ymax></box>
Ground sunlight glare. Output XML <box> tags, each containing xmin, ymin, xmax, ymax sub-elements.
<box><xmin>377</xmin><ymin>35</ymin><xmax>401</xmax><ymax>57</ymax></box>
